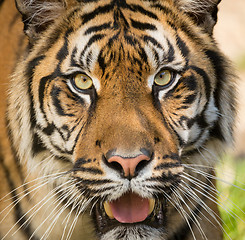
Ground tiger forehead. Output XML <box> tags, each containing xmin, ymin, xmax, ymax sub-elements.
<box><xmin>63</xmin><ymin>1</ymin><xmax>185</xmax><ymax>85</ymax></box>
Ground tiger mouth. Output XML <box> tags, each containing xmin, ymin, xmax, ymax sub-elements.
<box><xmin>93</xmin><ymin>192</ymin><xmax>166</xmax><ymax>234</ymax></box>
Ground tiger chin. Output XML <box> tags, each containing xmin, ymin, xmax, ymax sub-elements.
<box><xmin>0</xmin><ymin>0</ymin><xmax>237</xmax><ymax>239</ymax></box>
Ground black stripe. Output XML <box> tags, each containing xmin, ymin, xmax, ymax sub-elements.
<box><xmin>75</xmin><ymin>177</ymin><xmax>112</xmax><ymax>185</ymax></box>
<box><xmin>154</xmin><ymin>162</ymin><xmax>181</xmax><ymax>171</ymax></box>
<box><xmin>204</xmin><ymin>49</ymin><xmax>230</xmax><ymax>142</ymax></box>
<box><xmin>166</xmin><ymin>39</ymin><xmax>175</xmax><ymax>63</ymax></box>
<box><xmin>76</xmin><ymin>184</ymin><xmax>113</xmax><ymax>196</ymax></box>
<box><xmin>84</xmin><ymin>22</ymin><xmax>112</xmax><ymax>35</ymax></box>
<box><xmin>124</xmin><ymin>33</ymin><xmax>138</xmax><ymax>46</ymax></box>
<box><xmin>51</xmin><ymin>141</ymin><xmax>73</xmax><ymax>155</ymax></box>
<box><xmin>26</xmin><ymin>55</ymin><xmax>45</xmax><ymax>129</ymax></box>
<box><xmin>129</xmin><ymin>4</ymin><xmax>158</xmax><ymax>20</ymax></box>
<box><xmin>51</xmin><ymin>86</ymin><xmax>75</xmax><ymax>117</ymax></box>
<box><xmin>130</xmin><ymin>19</ymin><xmax>157</xmax><ymax>31</ymax></box>
<box><xmin>151</xmin><ymin>3</ymin><xmax>175</xmax><ymax>17</ymax></box>
<box><xmin>36</xmin><ymin>123</ymin><xmax>73</xmax><ymax>155</ymax></box>
<box><xmin>152</xmin><ymin>87</ymin><xmax>186</xmax><ymax>147</ymax></box>
<box><xmin>73</xmin><ymin>166</ymin><xmax>103</xmax><ymax>175</ymax></box>
<box><xmin>162</xmin><ymin>153</ymin><xmax>180</xmax><ymax>160</ymax></box>
<box><xmin>113</xmin><ymin>7</ymin><xmax>129</xmax><ymax>29</ymax></box>
<box><xmin>98</xmin><ymin>49</ymin><xmax>107</xmax><ymax>76</ymax></box>
<box><xmin>86</xmin><ymin>50</ymin><xmax>93</xmax><ymax>69</ymax></box>
<box><xmin>56</xmin><ymin>29</ymin><xmax>72</xmax><ymax>61</ymax></box>
<box><xmin>38</xmin><ymin>123</ymin><xmax>55</xmax><ymax>136</ymax></box>
<box><xmin>32</xmin><ymin>132</ymin><xmax>47</xmax><ymax>153</ymax></box>
<box><xmin>70</xmin><ymin>46</ymin><xmax>79</xmax><ymax>67</ymax></box>
<box><xmin>190</xmin><ymin>65</ymin><xmax>211</xmax><ymax>100</ymax></box>
<box><xmin>183</xmin><ymin>93</ymin><xmax>197</xmax><ymax>105</ymax></box>
<box><xmin>73</xmin><ymin>157</ymin><xmax>92</xmax><ymax>167</ymax></box>
<box><xmin>38</xmin><ymin>74</ymin><xmax>55</xmax><ymax>121</ymax></box>
<box><xmin>142</xmin><ymin>35</ymin><xmax>163</xmax><ymax>49</ymax></box>
<box><xmin>176</xmin><ymin>34</ymin><xmax>189</xmax><ymax>58</ymax></box>
<box><xmin>150</xmin><ymin>174</ymin><xmax>181</xmax><ymax>184</ymax></box>
<box><xmin>181</xmin><ymin>74</ymin><xmax>197</xmax><ymax>92</ymax></box>
<box><xmin>80</xmin><ymin>33</ymin><xmax>105</xmax><ymax>64</ymax></box>
<box><xmin>25</xmin><ymin>55</ymin><xmax>49</xmax><ymax>157</ymax></box>
<box><xmin>137</xmin><ymin>45</ymin><xmax>148</xmax><ymax>65</ymax></box>
<box><xmin>82</xmin><ymin>3</ymin><xmax>114</xmax><ymax>24</ymax></box>
<box><xmin>151</xmin><ymin>47</ymin><xmax>160</xmax><ymax>65</ymax></box>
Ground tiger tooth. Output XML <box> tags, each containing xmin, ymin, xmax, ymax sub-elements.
<box><xmin>149</xmin><ymin>199</ymin><xmax>155</xmax><ymax>215</ymax></box>
<box><xmin>103</xmin><ymin>201</ymin><xmax>114</xmax><ymax>219</ymax></box>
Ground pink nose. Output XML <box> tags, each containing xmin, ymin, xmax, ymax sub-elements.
<box><xmin>107</xmin><ymin>154</ymin><xmax>151</xmax><ymax>177</ymax></box>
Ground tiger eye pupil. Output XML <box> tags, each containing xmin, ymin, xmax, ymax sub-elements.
<box><xmin>159</xmin><ymin>73</ymin><xmax>165</xmax><ymax>78</ymax></box>
<box><xmin>82</xmin><ymin>77</ymin><xmax>88</xmax><ymax>82</ymax></box>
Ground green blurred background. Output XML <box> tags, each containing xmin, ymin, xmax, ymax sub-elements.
<box><xmin>217</xmin><ymin>156</ymin><xmax>245</xmax><ymax>240</ymax></box>
<box><xmin>215</xmin><ymin>1</ymin><xmax>245</xmax><ymax>239</ymax></box>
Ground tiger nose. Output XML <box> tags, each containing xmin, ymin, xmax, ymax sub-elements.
<box><xmin>107</xmin><ymin>154</ymin><xmax>151</xmax><ymax>178</ymax></box>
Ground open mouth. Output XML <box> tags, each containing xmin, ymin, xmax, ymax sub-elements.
<box><xmin>93</xmin><ymin>192</ymin><xmax>166</xmax><ymax>234</ymax></box>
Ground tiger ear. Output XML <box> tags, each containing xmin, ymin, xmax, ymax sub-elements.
<box><xmin>15</xmin><ymin>0</ymin><xmax>76</xmax><ymax>42</ymax></box>
<box><xmin>175</xmin><ymin>0</ymin><xmax>221</xmax><ymax>34</ymax></box>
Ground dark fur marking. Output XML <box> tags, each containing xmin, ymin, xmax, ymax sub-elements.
<box><xmin>82</xmin><ymin>3</ymin><xmax>114</xmax><ymax>24</ymax></box>
<box><xmin>26</xmin><ymin>56</ymin><xmax>45</xmax><ymax>128</ymax></box>
<box><xmin>72</xmin><ymin>167</ymin><xmax>103</xmax><ymax>175</ymax></box>
<box><xmin>181</xmin><ymin>74</ymin><xmax>198</xmax><ymax>92</ymax></box>
<box><xmin>51</xmin><ymin>86</ymin><xmax>75</xmax><ymax>117</ymax></box>
<box><xmin>176</xmin><ymin>34</ymin><xmax>189</xmax><ymax>58</ymax></box>
<box><xmin>154</xmin><ymin>162</ymin><xmax>181</xmax><ymax>171</ymax></box>
<box><xmin>205</xmin><ymin>49</ymin><xmax>229</xmax><ymax>142</ymax></box>
<box><xmin>129</xmin><ymin>4</ymin><xmax>158</xmax><ymax>20</ymax></box>
<box><xmin>80</xmin><ymin>34</ymin><xmax>105</xmax><ymax>65</ymax></box>
<box><xmin>84</xmin><ymin>22</ymin><xmax>112</xmax><ymax>35</ymax></box>
<box><xmin>143</xmin><ymin>35</ymin><xmax>163</xmax><ymax>49</ymax></box>
<box><xmin>32</xmin><ymin>132</ymin><xmax>47</xmax><ymax>153</ymax></box>
<box><xmin>130</xmin><ymin>19</ymin><xmax>157</xmax><ymax>31</ymax></box>
<box><xmin>166</xmin><ymin>39</ymin><xmax>175</xmax><ymax>63</ymax></box>
<box><xmin>75</xmin><ymin>177</ymin><xmax>112</xmax><ymax>185</ymax></box>
<box><xmin>190</xmin><ymin>65</ymin><xmax>211</xmax><ymax>100</ymax></box>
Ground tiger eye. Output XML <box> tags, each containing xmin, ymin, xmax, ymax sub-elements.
<box><xmin>74</xmin><ymin>73</ymin><xmax>93</xmax><ymax>90</ymax></box>
<box><xmin>154</xmin><ymin>70</ymin><xmax>172</xmax><ymax>87</ymax></box>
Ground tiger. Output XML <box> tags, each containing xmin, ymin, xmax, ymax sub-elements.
<box><xmin>0</xmin><ymin>0</ymin><xmax>238</xmax><ymax>239</ymax></box>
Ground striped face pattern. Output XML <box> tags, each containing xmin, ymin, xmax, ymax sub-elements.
<box><xmin>4</xmin><ymin>0</ymin><xmax>236</xmax><ymax>239</ymax></box>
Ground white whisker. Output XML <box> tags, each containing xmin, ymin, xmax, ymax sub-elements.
<box><xmin>10</xmin><ymin>180</ymin><xmax>74</xmax><ymax>239</ymax></box>
<box><xmin>171</xmin><ymin>185</ymin><xmax>208</xmax><ymax>240</ymax></box>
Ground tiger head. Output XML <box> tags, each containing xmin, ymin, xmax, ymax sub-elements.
<box><xmin>8</xmin><ymin>0</ymin><xmax>236</xmax><ymax>239</ymax></box>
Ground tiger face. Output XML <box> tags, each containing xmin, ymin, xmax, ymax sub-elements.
<box><xmin>5</xmin><ymin>0</ymin><xmax>236</xmax><ymax>239</ymax></box>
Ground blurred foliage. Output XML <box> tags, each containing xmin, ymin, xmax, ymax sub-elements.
<box><xmin>217</xmin><ymin>155</ymin><xmax>245</xmax><ymax>240</ymax></box>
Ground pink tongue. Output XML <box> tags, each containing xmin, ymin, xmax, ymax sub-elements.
<box><xmin>109</xmin><ymin>192</ymin><xmax>149</xmax><ymax>223</ymax></box>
